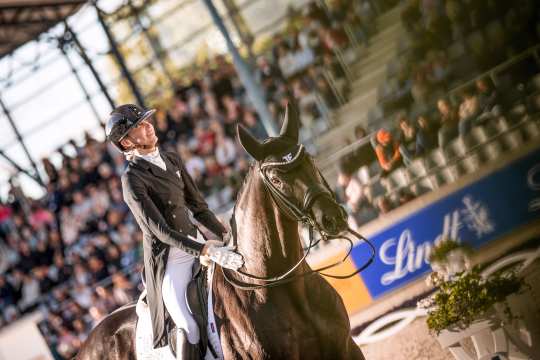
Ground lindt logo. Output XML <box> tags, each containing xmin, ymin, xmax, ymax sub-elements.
<box><xmin>378</xmin><ymin>195</ymin><xmax>494</xmax><ymax>286</ymax></box>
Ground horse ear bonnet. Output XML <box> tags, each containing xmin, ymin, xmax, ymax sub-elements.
<box><xmin>237</xmin><ymin>124</ymin><xmax>266</xmax><ymax>161</ymax></box>
<box><xmin>279</xmin><ymin>102</ymin><xmax>299</xmax><ymax>143</ymax></box>
<box><xmin>237</xmin><ymin>101</ymin><xmax>300</xmax><ymax>162</ymax></box>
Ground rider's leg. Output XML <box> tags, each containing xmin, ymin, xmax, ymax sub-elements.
<box><xmin>177</xmin><ymin>329</ymin><xmax>200</xmax><ymax>360</ymax></box>
<box><xmin>161</xmin><ymin>251</ymin><xmax>200</xmax><ymax>345</ymax></box>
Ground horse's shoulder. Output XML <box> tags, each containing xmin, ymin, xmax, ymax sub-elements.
<box><xmin>93</xmin><ymin>302</ymin><xmax>138</xmax><ymax>336</ymax></box>
<box><xmin>110</xmin><ymin>301</ymin><xmax>138</xmax><ymax>315</ymax></box>
<box><xmin>109</xmin><ymin>302</ymin><xmax>138</xmax><ymax>322</ymax></box>
<box><xmin>76</xmin><ymin>303</ymin><xmax>138</xmax><ymax>360</ymax></box>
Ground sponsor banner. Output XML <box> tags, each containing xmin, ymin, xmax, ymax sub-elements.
<box><xmin>351</xmin><ymin>148</ymin><xmax>540</xmax><ymax>299</ymax></box>
<box><xmin>311</xmin><ymin>251</ymin><xmax>373</xmax><ymax>313</ymax></box>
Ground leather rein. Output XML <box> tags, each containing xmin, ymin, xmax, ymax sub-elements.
<box><xmin>221</xmin><ymin>145</ymin><xmax>376</xmax><ymax>291</ymax></box>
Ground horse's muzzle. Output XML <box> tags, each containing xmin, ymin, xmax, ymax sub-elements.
<box><xmin>312</xmin><ymin>197</ymin><xmax>348</xmax><ymax>236</ymax></box>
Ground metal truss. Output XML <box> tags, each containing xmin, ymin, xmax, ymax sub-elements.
<box><xmin>0</xmin><ymin>0</ymin><xmax>87</xmax><ymax>59</ymax></box>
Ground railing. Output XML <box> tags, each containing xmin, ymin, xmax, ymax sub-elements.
<box><xmin>317</xmin><ymin>44</ymin><xmax>540</xmax><ymax>174</ymax></box>
<box><xmin>384</xmin><ymin>117</ymin><xmax>538</xmax><ymax>197</ymax></box>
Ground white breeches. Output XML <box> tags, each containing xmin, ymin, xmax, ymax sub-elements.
<box><xmin>161</xmin><ymin>232</ymin><xmax>204</xmax><ymax>345</ymax></box>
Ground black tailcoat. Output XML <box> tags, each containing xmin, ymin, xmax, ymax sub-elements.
<box><xmin>121</xmin><ymin>150</ymin><xmax>226</xmax><ymax>348</ymax></box>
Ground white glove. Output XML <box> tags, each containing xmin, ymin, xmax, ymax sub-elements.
<box><xmin>206</xmin><ymin>245</ymin><xmax>244</xmax><ymax>270</ymax></box>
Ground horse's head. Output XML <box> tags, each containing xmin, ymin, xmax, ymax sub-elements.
<box><xmin>237</xmin><ymin>103</ymin><xmax>347</xmax><ymax>236</ymax></box>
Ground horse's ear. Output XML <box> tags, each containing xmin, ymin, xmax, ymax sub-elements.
<box><xmin>237</xmin><ymin>124</ymin><xmax>265</xmax><ymax>161</ymax></box>
<box><xmin>279</xmin><ymin>101</ymin><xmax>299</xmax><ymax>143</ymax></box>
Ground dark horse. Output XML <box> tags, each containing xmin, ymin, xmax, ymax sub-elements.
<box><xmin>77</xmin><ymin>105</ymin><xmax>365</xmax><ymax>359</ymax></box>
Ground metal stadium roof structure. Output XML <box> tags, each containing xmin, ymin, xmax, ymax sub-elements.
<box><xmin>0</xmin><ymin>0</ymin><xmax>87</xmax><ymax>59</ymax></box>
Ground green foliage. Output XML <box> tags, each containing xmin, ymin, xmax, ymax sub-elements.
<box><xmin>426</xmin><ymin>267</ymin><xmax>525</xmax><ymax>334</ymax></box>
<box><xmin>429</xmin><ymin>239</ymin><xmax>473</xmax><ymax>263</ymax></box>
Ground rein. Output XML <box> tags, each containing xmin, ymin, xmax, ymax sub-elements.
<box><xmin>221</xmin><ymin>145</ymin><xmax>376</xmax><ymax>291</ymax></box>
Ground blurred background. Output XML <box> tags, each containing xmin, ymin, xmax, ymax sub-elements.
<box><xmin>0</xmin><ymin>0</ymin><xmax>539</xmax><ymax>359</ymax></box>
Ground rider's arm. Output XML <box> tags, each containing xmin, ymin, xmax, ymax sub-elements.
<box><xmin>177</xmin><ymin>157</ymin><xmax>227</xmax><ymax>238</ymax></box>
<box><xmin>122</xmin><ymin>173</ymin><xmax>205</xmax><ymax>256</ymax></box>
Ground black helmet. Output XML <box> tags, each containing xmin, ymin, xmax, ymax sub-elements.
<box><xmin>106</xmin><ymin>104</ymin><xmax>156</xmax><ymax>152</ymax></box>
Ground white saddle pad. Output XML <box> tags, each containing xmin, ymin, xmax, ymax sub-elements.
<box><xmin>135</xmin><ymin>264</ymin><xmax>223</xmax><ymax>360</ymax></box>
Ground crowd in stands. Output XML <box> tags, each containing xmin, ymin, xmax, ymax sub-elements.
<box><xmin>336</xmin><ymin>0</ymin><xmax>540</xmax><ymax>229</ymax></box>
<box><xmin>377</xmin><ymin>0</ymin><xmax>538</xmax><ymax>118</ymax></box>
<box><xmin>4</xmin><ymin>0</ymin><xmax>537</xmax><ymax>355</ymax></box>
<box><xmin>0</xmin><ymin>137</ymin><xmax>144</xmax><ymax>358</ymax></box>
<box><xmin>0</xmin><ymin>1</ymin><xmax>379</xmax><ymax>358</ymax></box>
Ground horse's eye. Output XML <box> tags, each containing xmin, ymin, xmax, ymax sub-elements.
<box><xmin>271</xmin><ymin>177</ymin><xmax>282</xmax><ymax>186</ymax></box>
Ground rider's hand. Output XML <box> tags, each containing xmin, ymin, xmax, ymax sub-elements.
<box><xmin>200</xmin><ymin>240</ymin><xmax>224</xmax><ymax>267</ymax></box>
<box><xmin>200</xmin><ymin>241</ymin><xmax>243</xmax><ymax>270</ymax></box>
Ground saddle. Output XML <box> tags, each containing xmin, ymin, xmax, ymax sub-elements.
<box><xmin>183</xmin><ymin>259</ymin><xmax>219</xmax><ymax>359</ymax></box>
<box><xmin>137</xmin><ymin>260</ymin><xmax>220</xmax><ymax>359</ymax></box>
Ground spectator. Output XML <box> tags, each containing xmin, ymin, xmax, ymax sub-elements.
<box><xmin>214</xmin><ymin>132</ymin><xmax>237</xmax><ymax>167</ymax></box>
<box><xmin>436</xmin><ymin>98</ymin><xmax>459</xmax><ymax>147</ymax></box>
<box><xmin>7</xmin><ymin>270</ymin><xmax>24</xmax><ymax>304</ymax></box>
<box><xmin>375</xmin><ymin>196</ymin><xmax>394</xmax><ymax>215</ymax></box>
<box><xmin>242</xmin><ymin>109</ymin><xmax>267</xmax><ymax>140</ymax></box>
<box><xmin>0</xmin><ymin>275</ymin><xmax>15</xmax><ymax>308</ymax></box>
<box><xmin>374</xmin><ymin>129</ymin><xmax>402</xmax><ymax>175</ymax></box>
<box><xmin>336</xmin><ymin>169</ymin><xmax>377</xmax><ymax>227</ymax></box>
<box><xmin>397</xmin><ymin>115</ymin><xmax>419</xmax><ymax>165</ymax></box>
<box><xmin>154</xmin><ymin>109</ymin><xmax>175</xmax><ymax>145</ymax></box>
<box><xmin>426</xmin><ymin>50</ymin><xmax>451</xmax><ymax>90</ymax></box>
<box><xmin>48</xmin><ymin>253</ymin><xmax>72</xmax><ymax>285</ymax></box>
<box><xmin>341</xmin><ymin>126</ymin><xmax>376</xmax><ymax>178</ymax></box>
<box><xmin>398</xmin><ymin>189</ymin><xmax>416</xmax><ymax>205</ymax></box>
<box><xmin>457</xmin><ymin>86</ymin><xmax>481</xmax><ymax>135</ymax></box>
<box><xmin>416</xmin><ymin>114</ymin><xmax>439</xmax><ymax>154</ymax></box>
<box><xmin>445</xmin><ymin>0</ymin><xmax>468</xmax><ymax>39</ymax></box>
<box><xmin>411</xmin><ymin>69</ymin><xmax>431</xmax><ymax>105</ymax></box>
<box><xmin>19</xmin><ymin>273</ymin><xmax>40</xmax><ymax>310</ymax></box>
<box><xmin>336</xmin><ymin>169</ymin><xmax>363</xmax><ymax>212</ymax></box>
<box><xmin>71</xmin><ymin>282</ymin><xmax>93</xmax><ymax>309</ymax></box>
<box><xmin>178</xmin><ymin>145</ymin><xmax>205</xmax><ymax>179</ymax></box>
<box><xmin>111</xmin><ymin>273</ymin><xmax>135</xmax><ymax>306</ymax></box>
<box><xmin>476</xmin><ymin>77</ymin><xmax>503</xmax><ymax>118</ymax></box>
<box><xmin>42</xmin><ymin>157</ymin><xmax>59</xmax><ymax>184</ymax></box>
<box><xmin>88</xmin><ymin>305</ymin><xmax>106</xmax><ymax>328</ymax></box>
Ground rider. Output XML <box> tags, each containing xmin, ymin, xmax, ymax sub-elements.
<box><xmin>105</xmin><ymin>104</ymin><xmax>243</xmax><ymax>359</ymax></box>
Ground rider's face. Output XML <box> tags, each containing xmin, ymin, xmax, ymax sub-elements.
<box><xmin>123</xmin><ymin>118</ymin><xmax>158</xmax><ymax>149</ymax></box>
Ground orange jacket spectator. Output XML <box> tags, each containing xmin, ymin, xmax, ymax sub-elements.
<box><xmin>375</xmin><ymin>129</ymin><xmax>402</xmax><ymax>172</ymax></box>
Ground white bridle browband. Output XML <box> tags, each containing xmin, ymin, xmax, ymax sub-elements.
<box><xmin>259</xmin><ymin>144</ymin><xmax>305</xmax><ymax>170</ymax></box>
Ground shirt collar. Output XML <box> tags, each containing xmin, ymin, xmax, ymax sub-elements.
<box><xmin>130</xmin><ymin>148</ymin><xmax>164</xmax><ymax>170</ymax></box>
<box><xmin>135</xmin><ymin>148</ymin><xmax>161</xmax><ymax>162</ymax></box>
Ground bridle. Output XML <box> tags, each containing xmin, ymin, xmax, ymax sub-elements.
<box><xmin>222</xmin><ymin>145</ymin><xmax>376</xmax><ymax>290</ymax></box>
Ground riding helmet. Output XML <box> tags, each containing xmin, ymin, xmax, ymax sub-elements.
<box><xmin>105</xmin><ymin>104</ymin><xmax>156</xmax><ymax>152</ymax></box>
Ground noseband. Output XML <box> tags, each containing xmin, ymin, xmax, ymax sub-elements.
<box><xmin>222</xmin><ymin>145</ymin><xmax>375</xmax><ymax>290</ymax></box>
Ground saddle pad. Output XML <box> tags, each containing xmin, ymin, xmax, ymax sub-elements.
<box><xmin>135</xmin><ymin>295</ymin><xmax>175</xmax><ymax>360</ymax></box>
<box><xmin>206</xmin><ymin>264</ymin><xmax>224</xmax><ymax>359</ymax></box>
<box><xmin>134</xmin><ymin>267</ymin><xmax>223</xmax><ymax>360</ymax></box>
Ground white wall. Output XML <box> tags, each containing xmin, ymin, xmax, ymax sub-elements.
<box><xmin>0</xmin><ymin>313</ymin><xmax>53</xmax><ymax>360</ymax></box>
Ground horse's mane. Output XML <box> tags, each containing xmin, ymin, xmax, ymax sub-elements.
<box><xmin>233</xmin><ymin>162</ymin><xmax>257</xmax><ymax>204</ymax></box>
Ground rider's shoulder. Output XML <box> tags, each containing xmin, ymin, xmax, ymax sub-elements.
<box><xmin>121</xmin><ymin>167</ymin><xmax>144</xmax><ymax>186</ymax></box>
<box><xmin>162</xmin><ymin>150</ymin><xmax>183</xmax><ymax>165</ymax></box>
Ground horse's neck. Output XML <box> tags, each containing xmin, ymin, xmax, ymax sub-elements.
<box><xmin>234</xmin><ymin>167</ymin><xmax>303</xmax><ymax>277</ymax></box>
